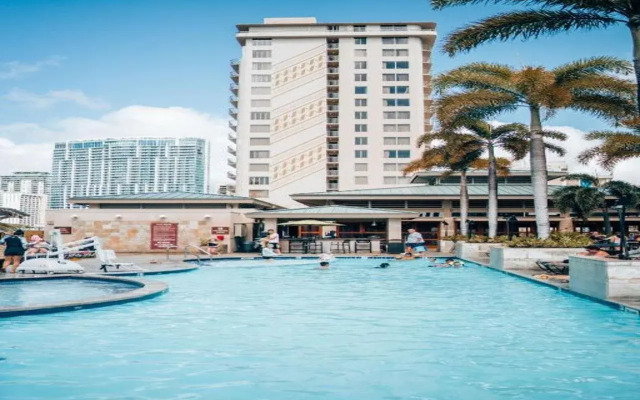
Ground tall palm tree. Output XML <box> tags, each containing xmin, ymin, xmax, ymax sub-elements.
<box><xmin>553</xmin><ymin>183</ymin><xmax>606</xmax><ymax>233</ymax></box>
<box><xmin>561</xmin><ymin>173</ymin><xmax>613</xmax><ymax>234</ymax></box>
<box><xmin>435</xmin><ymin>58</ymin><xmax>635</xmax><ymax>238</ymax></box>
<box><xmin>431</xmin><ymin>0</ymin><xmax>640</xmax><ymax>112</ymax></box>
<box><xmin>579</xmin><ymin>118</ymin><xmax>640</xmax><ymax>170</ymax></box>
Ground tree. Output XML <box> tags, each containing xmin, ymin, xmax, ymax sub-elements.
<box><xmin>431</xmin><ymin>0</ymin><xmax>640</xmax><ymax>113</ymax></box>
<box><xmin>561</xmin><ymin>173</ymin><xmax>613</xmax><ymax>234</ymax></box>
<box><xmin>579</xmin><ymin>118</ymin><xmax>640</xmax><ymax>170</ymax></box>
<box><xmin>553</xmin><ymin>183</ymin><xmax>606</xmax><ymax>233</ymax></box>
<box><xmin>435</xmin><ymin>58</ymin><xmax>635</xmax><ymax>238</ymax></box>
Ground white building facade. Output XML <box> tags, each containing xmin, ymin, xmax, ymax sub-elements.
<box><xmin>228</xmin><ymin>17</ymin><xmax>436</xmax><ymax>207</ymax></box>
<box><xmin>50</xmin><ymin>138</ymin><xmax>210</xmax><ymax>209</ymax></box>
<box><xmin>0</xmin><ymin>171</ymin><xmax>50</xmax><ymax>195</ymax></box>
<box><xmin>0</xmin><ymin>192</ymin><xmax>47</xmax><ymax>228</ymax></box>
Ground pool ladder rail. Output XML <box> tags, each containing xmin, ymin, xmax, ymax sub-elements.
<box><xmin>183</xmin><ymin>244</ymin><xmax>214</xmax><ymax>263</ymax></box>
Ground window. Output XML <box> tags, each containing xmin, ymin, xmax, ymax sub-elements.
<box><xmin>383</xmin><ymin>86</ymin><xmax>410</xmax><ymax>94</ymax></box>
<box><xmin>251</xmin><ymin>99</ymin><xmax>271</xmax><ymax>107</ymax></box>
<box><xmin>355</xmin><ymin>37</ymin><xmax>367</xmax><ymax>45</ymax></box>
<box><xmin>397</xmin><ymin>49</ymin><xmax>409</xmax><ymax>56</ymax></box>
<box><xmin>383</xmin><ymin>124</ymin><xmax>397</xmax><ymax>132</ymax></box>
<box><xmin>250</xmin><ymin>125</ymin><xmax>270</xmax><ymax>133</ymax></box>
<box><xmin>252</xmin><ymin>62</ymin><xmax>271</xmax><ymax>70</ymax></box>
<box><xmin>383</xmin><ymin>111</ymin><xmax>396</xmax><ymax>119</ymax></box>
<box><xmin>355</xmin><ymin>124</ymin><xmax>368</xmax><ymax>132</ymax></box>
<box><xmin>355</xmin><ymin>176</ymin><xmax>368</xmax><ymax>185</ymax></box>
<box><xmin>383</xmin><ymin>137</ymin><xmax>411</xmax><ymax>146</ymax></box>
<box><xmin>383</xmin><ymin>61</ymin><xmax>396</xmax><ymax>69</ymax></box>
<box><xmin>381</xmin><ymin>25</ymin><xmax>407</xmax><ymax>31</ymax></box>
<box><xmin>354</xmin><ymin>49</ymin><xmax>367</xmax><ymax>57</ymax></box>
<box><xmin>253</xmin><ymin>39</ymin><xmax>272</xmax><ymax>46</ymax></box>
<box><xmin>327</xmin><ymin>25</ymin><xmax>339</xmax><ymax>31</ymax></box>
<box><xmin>250</xmin><ymin>151</ymin><xmax>269</xmax><ymax>158</ymax></box>
<box><xmin>398</xmin><ymin>137</ymin><xmax>411</xmax><ymax>145</ymax></box>
<box><xmin>382</xmin><ymin>49</ymin><xmax>395</xmax><ymax>57</ymax></box>
<box><xmin>383</xmin><ymin>99</ymin><xmax>396</xmax><ymax>106</ymax></box>
<box><xmin>249</xmin><ymin>177</ymin><xmax>270</xmax><ymax>185</ymax></box>
<box><xmin>398</xmin><ymin>150</ymin><xmax>410</xmax><ymax>158</ymax></box>
<box><xmin>355</xmin><ymin>73</ymin><xmax>367</xmax><ymax>81</ymax></box>
<box><xmin>396</xmin><ymin>61</ymin><xmax>409</xmax><ymax>69</ymax></box>
<box><xmin>397</xmin><ymin>124</ymin><xmax>410</xmax><ymax>132</ymax></box>
<box><xmin>383</xmin><ymin>37</ymin><xmax>409</xmax><ymax>44</ymax></box>
<box><xmin>355</xmin><ymin>86</ymin><xmax>367</xmax><ymax>94</ymax></box>
<box><xmin>355</xmin><ymin>111</ymin><xmax>368</xmax><ymax>119</ymax></box>
<box><xmin>250</xmin><ymin>112</ymin><xmax>270</xmax><ymax>120</ymax></box>
<box><xmin>355</xmin><ymin>99</ymin><xmax>367</xmax><ymax>107</ymax></box>
<box><xmin>396</xmin><ymin>86</ymin><xmax>409</xmax><ymax>94</ymax></box>
<box><xmin>250</xmin><ymin>138</ymin><xmax>270</xmax><ymax>146</ymax></box>
<box><xmin>397</xmin><ymin>99</ymin><xmax>410</xmax><ymax>106</ymax></box>
<box><xmin>251</xmin><ymin>87</ymin><xmax>271</xmax><ymax>95</ymax></box>
<box><xmin>382</xmin><ymin>74</ymin><xmax>396</xmax><ymax>82</ymax></box>
<box><xmin>355</xmin><ymin>150</ymin><xmax>368</xmax><ymax>158</ymax></box>
<box><xmin>249</xmin><ymin>163</ymin><xmax>269</xmax><ymax>172</ymax></box>
<box><xmin>385</xmin><ymin>49</ymin><xmax>409</xmax><ymax>56</ymax></box>
<box><xmin>384</xmin><ymin>150</ymin><xmax>409</xmax><ymax>158</ymax></box>
<box><xmin>384</xmin><ymin>137</ymin><xmax>397</xmax><ymax>145</ymax></box>
<box><xmin>397</xmin><ymin>111</ymin><xmax>410</xmax><ymax>119</ymax></box>
<box><xmin>354</xmin><ymin>163</ymin><xmax>368</xmax><ymax>172</ymax></box>
<box><xmin>252</xmin><ymin>50</ymin><xmax>272</xmax><ymax>58</ymax></box>
<box><xmin>354</xmin><ymin>61</ymin><xmax>367</xmax><ymax>69</ymax></box>
<box><xmin>384</xmin><ymin>163</ymin><xmax>397</xmax><ymax>171</ymax></box>
<box><xmin>353</xmin><ymin>25</ymin><xmax>366</xmax><ymax>32</ymax></box>
<box><xmin>249</xmin><ymin>190</ymin><xmax>269</xmax><ymax>197</ymax></box>
<box><xmin>252</xmin><ymin>74</ymin><xmax>271</xmax><ymax>83</ymax></box>
<box><xmin>355</xmin><ymin>137</ymin><xmax>368</xmax><ymax>145</ymax></box>
<box><xmin>396</xmin><ymin>37</ymin><xmax>409</xmax><ymax>44</ymax></box>
<box><xmin>396</xmin><ymin>74</ymin><xmax>409</xmax><ymax>81</ymax></box>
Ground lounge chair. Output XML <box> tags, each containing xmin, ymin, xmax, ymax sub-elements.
<box><xmin>96</xmin><ymin>249</ymin><xmax>144</xmax><ymax>272</ymax></box>
<box><xmin>536</xmin><ymin>260</ymin><xmax>569</xmax><ymax>275</ymax></box>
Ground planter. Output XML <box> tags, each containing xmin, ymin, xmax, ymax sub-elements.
<box><xmin>490</xmin><ymin>247</ymin><xmax>581</xmax><ymax>272</ymax></box>
<box><xmin>569</xmin><ymin>255</ymin><xmax>640</xmax><ymax>301</ymax></box>
<box><xmin>455</xmin><ymin>242</ymin><xmax>504</xmax><ymax>262</ymax></box>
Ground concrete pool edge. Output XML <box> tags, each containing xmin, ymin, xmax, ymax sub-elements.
<box><xmin>0</xmin><ymin>275</ymin><xmax>169</xmax><ymax>318</ymax></box>
<box><xmin>465</xmin><ymin>258</ymin><xmax>640</xmax><ymax>316</ymax></box>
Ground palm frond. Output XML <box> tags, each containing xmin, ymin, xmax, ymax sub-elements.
<box><xmin>553</xmin><ymin>56</ymin><xmax>633</xmax><ymax>84</ymax></box>
<box><xmin>442</xmin><ymin>10</ymin><xmax>621</xmax><ymax>55</ymax></box>
<box><xmin>436</xmin><ymin>91</ymin><xmax>520</xmax><ymax>123</ymax></box>
<box><xmin>578</xmin><ymin>131</ymin><xmax>640</xmax><ymax>169</ymax></box>
<box><xmin>569</xmin><ymin>92</ymin><xmax>637</xmax><ymax>121</ymax></box>
<box><xmin>545</xmin><ymin>142</ymin><xmax>566</xmax><ymax>156</ymax></box>
<box><xmin>541</xmin><ymin>130</ymin><xmax>569</xmax><ymax>140</ymax></box>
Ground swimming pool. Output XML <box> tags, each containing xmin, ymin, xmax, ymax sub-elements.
<box><xmin>0</xmin><ymin>278</ymin><xmax>139</xmax><ymax>308</ymax></box>
<box><xmin>1</xmin><ymin>259</ymin><xmax>639</xmax><ymax>399</ymax></box>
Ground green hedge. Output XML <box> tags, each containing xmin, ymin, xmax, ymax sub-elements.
<box><xmin>442</xmin><ymin>232</ymin><xmax>592</xmax><ymax>248</ymax></box>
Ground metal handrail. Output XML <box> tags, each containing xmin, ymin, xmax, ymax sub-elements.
<box><xmin>183</xmin><ymin>244</ymin><xmax>213</xmax><ymax>263</ymax></box>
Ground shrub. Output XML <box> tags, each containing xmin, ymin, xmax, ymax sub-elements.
<box><xmin>442</xmin><ymin>232</ymin><xmax>591</xmax><ymax>248</ymax></box>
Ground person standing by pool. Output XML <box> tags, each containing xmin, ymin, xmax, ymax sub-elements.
<box><xmin>0</xmin><ymin>229</ymin><xmax>27</xmax><ymax>273</ymax></box>
<box><xmin>267</xmin><ymin>229</ymin><xmax>281</xmax><ymax>254</ymax></box>
<box><xmin>404</xmin><ymin>228</ymin><xmax>425</xmax><ymax>255</ymax></box>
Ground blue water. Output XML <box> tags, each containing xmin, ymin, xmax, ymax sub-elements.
<box><xmin>0</xmin><ymin>279</ymin><xmax>138</xmax><ymax>307</ymax></box>
<box><xmin>1</xmin><ymin>259</ymin><xmax>639</xmax><ymax>400</ymax></box>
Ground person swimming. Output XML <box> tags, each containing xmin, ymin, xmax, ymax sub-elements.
<box><xmin>429</xmin><ymin>258</ymin><xmax>465</xmax><ymax>268</ymax></box>
<box><xmin>376</xmin><ymin>262</ymin><xmax>390</xmax><ymax>268</ymax></box>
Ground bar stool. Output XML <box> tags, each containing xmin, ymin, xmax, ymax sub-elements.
<box><xmin>355</xmin><ymin>240</ymin><xmax>372</xmax><ymax>253</ymax></box>
<box><xmin>330</xmin><ymin>241</ymin><xmax>343</xmax><ymax>253</ymax></box>
<box><xmin>306</xmin><ymin>239</ymin><xmax>322</xmax><ymax>254</ymax></box>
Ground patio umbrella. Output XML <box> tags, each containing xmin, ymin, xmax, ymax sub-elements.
<box><xmin>278</xmin><ymin>219</ymin><xmax>345</xmax><ymax>226</ymax></box>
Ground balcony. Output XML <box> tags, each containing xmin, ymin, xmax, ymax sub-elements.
<box><xmin>228</xmin><ymin>133</ymin><xmax>236</xmax><ymax>143</ymax></box>
<box><xmin>230</xmin><ymin>95</ymin><xmax>238</xmax><ymax>107</ymax></box>
<box><xmin>327</xmin><ymin>56</ymin><xmax>339</xmax><ymax>66</ymax></box>
<box><xmin>227</xmin><ymin>146</ymin><xmax>236</xmax><ymax>156</ymax></box>
<box><xmin>229</xmin><ymin>83</ymin><xmax>239</xmax><ymax>95</ymax></box>
<box><xmin>327</xmin><ymin>118</ymin><xmax>339</xmax><ymax>126</ymax></box>
<box><xmin>229</xmin><ymin>121</ymin><xmax>237</xmax><ymax>131</ymax></box>
<box><xmin>327</xmin><ymin>43</ymin><xmax>339</xmax><ymax>50</ymax></box>
<box><xmin>328</xmin><ymin>67</ymin><xmax>340</xmax><ymax>75</ymax></box>
<box><xmin>327</xmin><ymin>170</ymin><xmax>339</xmax><ymax>177</ymax></box>
<box><xmin>230</xmin><ymin>70</ymin><xmax>239</xmax><ymax>83</ymax></box>
<box><xmin>327</xmin><ymin>183</ymin><xmax>339</xmax><ymax>191</ymax></box>
<box><xmin>327</xmin><ymin>130</ymin><xmax>339</xmax><ymax>137</ymax></box>
<box><xmin>227</xmin><ymin>159</ymin><xmax>237</xmax><ymax>168</ymax></box>
<box><xmin>229</xmin><ymin>108</ymin><xmax>238</xmax><ymax>119</ymax></box>
<box><xmin>327</xmin><ymin>80</ymin><xmax>339</xmax><ymax>90</ymax></box>
<box><xmin>227</xmin><ymin>171</ymin><xmax>237</xmax><ymax>180</ymax></box>
<box><xmin>327</xmin><ymin>156</ymin><xmax>339</xmax><ymax>163</ymax></box>
<box><xmin>230</xmin><ymin>58</ymin><xmax>240</xmax><ymax>72</ymax></box>
<box><xmin>327</xmin><ymin>143</ymin><xmax>339</xmax><ymax>150</ymax></box>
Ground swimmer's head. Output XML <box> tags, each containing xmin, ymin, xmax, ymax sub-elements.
<box><xmin>379</xmin><ymin>262</ymin><xmax>389</xmax><ymax>268</ymax></box>
<box><xmin>320</xmin><ymin>261</ymin><xmax>329</xmax><ymax>266</ymax></box>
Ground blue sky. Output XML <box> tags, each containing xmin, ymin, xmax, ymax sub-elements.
<box><xmin>0</xmin><ymin>0</ymin><xmax>633</xmax><ymax>183</ymax></box>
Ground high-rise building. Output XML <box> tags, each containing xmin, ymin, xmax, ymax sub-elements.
<box><xmin>0</xmin><ymin>192</ymin><xmax>47</xmax><ymax>228</ymax></box>
<box><xmin>228</xmin><ymin>17</ymin><xmax>436</xmax><ymax>206</ymax></box>
<box><xmin>50</xmin><ymin>138</ymin><xmax>210</xmax><ymax>209</ymax></box>
<box><xmin>0</xmin><ymin>171</ymin><xmax>50</xmax><ymax>195</ymax></box>
<box><xmin>217</xmin><ymin>184</ymin><xmax>237</xmax><ymax>195</ymax></box>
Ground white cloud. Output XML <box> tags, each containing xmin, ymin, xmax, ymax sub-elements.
<box><xmin>4</xmin><ymin>88</ymin><xmax>109</xmax><ymax>110</ymax></box>
<box><xmin>0</xmin><ymin>56</ymin><xmax>64</xmax><ymax>80</ymax></box>
<box><xmin>0</xmin><ymin>106</ymin><xmax>230</xmax><ymax>190</ymax></box>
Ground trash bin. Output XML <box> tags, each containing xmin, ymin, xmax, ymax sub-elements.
<box><xmin>234</xmin><ymin>236</ymin><xmax>244</xmax><ymax>252</ymax></box>
<box><xmin>387</xmin><ymin>240</ymin><xmax>404</xmax><ymax>254</ymax></box>
<box><xmin>242</xmin><ymin>242</ymin><xmax>256</xmax><ymax>253</ymax></box>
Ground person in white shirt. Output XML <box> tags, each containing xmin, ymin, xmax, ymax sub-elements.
<box><xmin>267</xmin><ymin>229</ymin><xmax>281</xmax><ymax>254</ymax></box>
<box><xmin>404</xmin><ymin>228</ymin><xmax>425</xmax><ymax>255</ymax></box>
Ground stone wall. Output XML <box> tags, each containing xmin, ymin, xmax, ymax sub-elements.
<box><xmin>455</xmin><ymin>242</ymin><xmax>504</xmax><ymax>262</ymax></box>
<box><xmin>490</xmin><ymin>247</ymin><xmax>582</xmax><ymax>272</ymax></box>
<box><xmin>569</xmin><ymin>255</ymin><xmax>640</xmax><ymax>300</ymax></box>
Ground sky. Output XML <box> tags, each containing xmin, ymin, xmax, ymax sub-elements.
<box><xmin>0</xmin><ymin>0</ymin><xmax>635</xmax><ymax>187</ymax></box>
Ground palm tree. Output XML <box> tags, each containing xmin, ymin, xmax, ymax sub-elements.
<box><xmin>579</xmin><ymin>118</ymin><xmax>640</xmax><ymax>170</ymax></box>
<box><xmin>553</xmin><ymin>183</ymin><xmax>606</xmax><ymax>233</ymax></box>
<box><xmin>431</xmin><ymin>0</ymin><xmax>640</xmax><ymax>112</ymax></box>
<box><xmin>561</xmin><ymin>173</ymin><xmax>613</xmax><ymax>234</ymax></box>
<box><xmin>435</xmin><ymin>58</ymin><xmax>635</xmax><ymax>238</ymax></box>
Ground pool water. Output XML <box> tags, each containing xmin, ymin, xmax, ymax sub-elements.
<box><xmin>1</xmin><ymin>259</ymin><xmax>639</xmax><ymax>399</ymax></box>
<box><xmin>0</xmin><ymin>279</ymin><xmax>138</xmax><ymax>307</ymax></box>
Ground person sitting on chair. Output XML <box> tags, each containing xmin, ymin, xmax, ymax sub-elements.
<box><xmin>26</xmin><ymin>235</ymin><xmax>50</xmax><ymax>256</ymax></box>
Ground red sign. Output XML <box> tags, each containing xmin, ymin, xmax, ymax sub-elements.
<box><xmin>55</xmin><ymin>226</ymin><xmax>73</xmax><ymax>235</ymax></box>
<box><xmin>211</xmin><ymin>226</ymin><xmax>230</xmax><ymax>235</ymax></box>
<box><xmin>150</xmin><ymin>223</ymin><xmax>178</xmax><ymax>250</ymax></box>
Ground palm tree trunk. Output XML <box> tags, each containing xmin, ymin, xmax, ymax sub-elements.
<box><xmin>602</xmin><ymin>206</ymin><xmax>611</xmax><ymax>236</ymax></box>
<box><xmin>460</xmin><ymin>169</ymin><xmax>469</xmax><ymax>236</ymax></box>
<box><xmin>631</xmin><ymin>25</ymin><xmax>640</xmax><ymax>114</ymax></box>
<box><xmin>487</xmin><ymin>142</ymin><xmax>498</xmax><ymax>238</ymax></box>
<box><xmin>529</xmin><ymin>106</ymin><xmax>550</xmax><ymax>239</ymax></box>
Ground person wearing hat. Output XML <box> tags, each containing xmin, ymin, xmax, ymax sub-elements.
<box><xmin>0</xmin><ymin>229</ymin><xmax>28</xmax><ymax>273</ymax></box>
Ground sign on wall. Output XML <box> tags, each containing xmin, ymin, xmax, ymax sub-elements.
<box><xmin>150</xmin><ymin>222</ymin><xmax>178</xmax><ymax>250</ymax></box>
<box><xmin>55</xmin><ymin>227</ymin><xmax>73</xmax><ymax>235</ymax></box>
<box><xmin>211</xmin><ymin>226</ymin><xmax>230</xmax><ymax>235</ymax></box>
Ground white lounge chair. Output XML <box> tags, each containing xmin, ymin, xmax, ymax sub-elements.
<box><xmin>96</xmin><ymin>249</ymin><xmax>144</xmax><ymax>272</ymax></box>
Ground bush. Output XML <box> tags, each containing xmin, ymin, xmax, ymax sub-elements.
<box><xmin>442</xmin><ymin>232</ymin><xmax>591</xmax><ymax>248</ymax></box>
